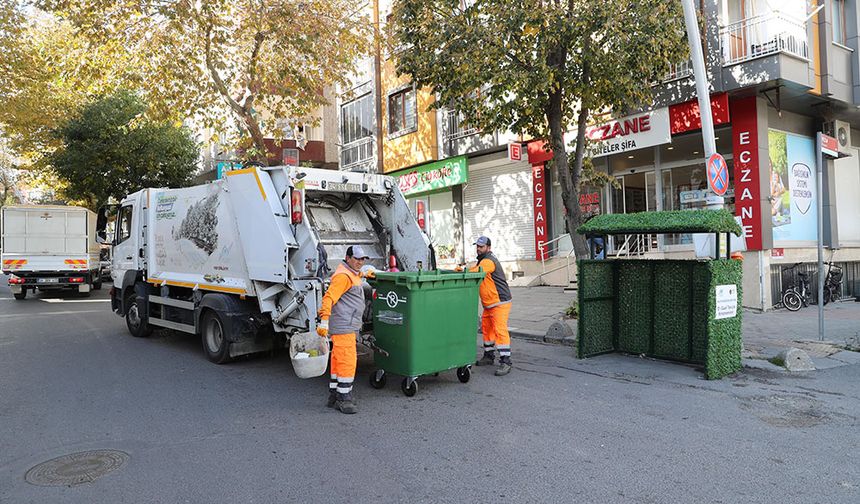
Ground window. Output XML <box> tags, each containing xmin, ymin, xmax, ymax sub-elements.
<box><xmin>116</xmin><ymin>205</ymin><xmax>133</xmax><ymax>245</ymax></box>
<box><xmin>388</xmin><ymin>86</ymin><xmax>417</xmax><ymax>136</ymax></box>
<box><xmin>833</xmin><ymin>0</ymin><xmax>847</xmax><ymax>45</ymax></box>
<box><xmin>340</xmin><ymin>92</ymin><xmax>374</xmax><ymax>167</ymax></box>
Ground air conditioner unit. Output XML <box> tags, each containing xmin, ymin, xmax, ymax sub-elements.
<box><xmin>823</xmin><ymin>120</ymin><xmax>852</xmax><ymax>154</ymax></box>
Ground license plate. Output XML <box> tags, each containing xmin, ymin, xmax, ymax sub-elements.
<box><xmin>37</xmin><ymin>278</ymin><xmax>59</xmax><ymax>284</ymax></box>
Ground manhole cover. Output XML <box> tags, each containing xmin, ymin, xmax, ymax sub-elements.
<box><xmin>25</xmin><ymin>450</ymin><xmax>129</xmax><ymax>487</ymax></box>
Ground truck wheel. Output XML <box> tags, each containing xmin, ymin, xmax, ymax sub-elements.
<box><xmin>93</xmin><ymin>275</ymin><xmax>103</xmax><ymax>291</ymax></box>
<box><xmin>201</xmin><ymin>310</ymin><xmax>232</xmax><ymax>364</ymax></box>
<box><xmin>13</xmin><ymin>288</ymin><xmax>27</xmax><ymax>301</ymax></box>
<box><xmin>126</xmin><ymin>295</ymin><xmax>153</xmax><ymax>338</ymax></box>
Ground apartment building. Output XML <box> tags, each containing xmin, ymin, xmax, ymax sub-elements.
<box><xmin>584</xmin><ymin>0</ymin><xmax>860</xmax><ymax>309</ymax></box>
<box><xmin>336</xmin><ymin>0</ymin><xmax>541</xmax><ymax>279</ymax></box>
<box><xmin>336</xmin><ymin>0</ymin><xmax>860</xmax><ymax>305</ymax></box>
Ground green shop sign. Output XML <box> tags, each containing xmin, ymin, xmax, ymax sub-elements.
<box><xmin>394</xmin><ymin>156</ymin><xmax>468</xmax><ymax>197</ymax></box>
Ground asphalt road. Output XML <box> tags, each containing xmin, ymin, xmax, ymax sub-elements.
<box><xmin>1</xmin><ymin>275</ymin><xmax>858</xmax><ymax>503</ymax></box>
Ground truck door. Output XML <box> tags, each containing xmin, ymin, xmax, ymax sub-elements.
<box><xmin>111</xmin><ymin>202</ymin><xmax>139</xmax><ymax>284</ymax></box>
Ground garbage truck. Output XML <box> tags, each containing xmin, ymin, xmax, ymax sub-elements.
<box><xmin>100</xmin><ymin>165</ymin><xmax>431</xmax><ymax>363</ymax></box>
<box><xmin>2</xmin><ymin>205</ymin><xmax>103</xmax><ymax>300</ymax></box>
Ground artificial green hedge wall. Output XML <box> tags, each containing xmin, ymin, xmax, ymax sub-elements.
<box><xmin>577</xmin><ymin>259</ymin><xmax>743</xmax><ymax>380</ymax></box>
<box><xmin>577</xmin><ymin>261</ymin><xmax>615</xmax><ymax>356</ymax></box>
<box><xmin>704</xmin><ymin>259</ymin><xmax>743</xmax><ymax>379</ymax></box>
<box><xmin>577</xmin><ymin>209</ymin><xmax>742</xmax><ymax>236</ymax></box>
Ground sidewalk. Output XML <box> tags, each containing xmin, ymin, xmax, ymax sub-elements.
<box><xmin>506</xmin><ymin>286</ymin><xmax>860</xmax><ymax>370</ymax></box>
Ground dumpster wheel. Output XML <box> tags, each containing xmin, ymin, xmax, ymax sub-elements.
<box><xmin>369</xmin><ymin>369</ymin><xmax>386</xmax><ymax>389</ymax></box>
<box><xmin>456</xmin><ymin>366</ymin><xmax>471</xmax><ymax>383</ymax></box>
<box><xmin>401</xmin><ymin>377</ymin><xmax>418</xmax><ymax>397</ymax></box>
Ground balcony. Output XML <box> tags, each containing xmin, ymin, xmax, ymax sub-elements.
<box><xmin>445</xmin><ymin>109</ymin><xmax>480</xmax><ymax>142</ymax></box>
<box><xmin>662</xmin><ymin>59</ymin><xmax>693</xmax><ymax>82</ymax></box>
<box><xmin>340</xmin><ymin>136</ymin><xmax>375</xmax><ymax>172</ymax></box>
<box><xmin>720</xmin><ymin>12</ymin><xmax>809</xmax><ymax>66</ymax></box>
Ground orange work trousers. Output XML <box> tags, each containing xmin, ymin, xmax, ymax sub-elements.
<box><xmin>481</xmin><ymin>303</ymin><xmax>512</xmax><ymax>358</ymax></box>
<box><xmin>329</xmin><ymin>333</ymin><xmax>357</xmax><ymax>394</ymax></box>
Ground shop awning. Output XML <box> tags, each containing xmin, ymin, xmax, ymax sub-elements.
<box><xmin>577</xmin><ymin>209</ymin><xmax>742</xmax><ymax>236</ymax></box>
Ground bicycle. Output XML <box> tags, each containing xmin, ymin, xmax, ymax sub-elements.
<box><xmin>823</xmin><ymin>262</ymin><xmax>844</xmax><ymax>305</ymax></box>
<box><xmin>781</xmin><ymin>263</ymin><xmax>811</xmax><ymax>312</ymax></box>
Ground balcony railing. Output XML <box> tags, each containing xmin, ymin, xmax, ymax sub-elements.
<box><xmin>720</xmin><ymin>12</ymin><xmax>809</xmax><ymax>66</ymax></box>
<box><xmin>662</xmin><ymin>59</ymin><xmax>693</xmax><ymax>82</ymax></box>
<box><xmin>445</xmin><ymin>109</ymin><xmax>480</xmax><ymax>143</ymax></box>
<box><xmin>340</xmin><ymin>136</ymin><xmax>375</xmax><ymax>171</ymax></box>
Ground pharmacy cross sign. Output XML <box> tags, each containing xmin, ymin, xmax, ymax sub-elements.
<box><xmin>707</xmin><ymin>153</ymin><xmax>729</xmax><ymax>196</ymax></box>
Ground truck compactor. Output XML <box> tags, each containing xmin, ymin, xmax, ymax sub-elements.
<box><xmin>102</xmin><ymin>165</ymin><xmax>430</xmax><ymax>363</ymax></box>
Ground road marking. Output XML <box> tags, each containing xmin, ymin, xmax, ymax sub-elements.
<box><xmin>0</xmin><ymin>309</ymin><xmax>105</xmax><ymax>319</ymax></box>
<box><xmin>39</xmin><ymin>299</ymin><xmax>112</xmax><ymax>304</ymax></box>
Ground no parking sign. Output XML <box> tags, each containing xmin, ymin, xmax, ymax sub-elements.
<box><xmin>707</xmin><ymin>153</ymin><xmax>729</xmax><ymax>196</ymax></box>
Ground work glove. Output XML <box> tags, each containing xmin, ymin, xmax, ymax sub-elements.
<box><xmin>454</xmin><ymin>265</ymin><xmax>464</xmax><ymax>272</ymax></box>
<box><xmin>316</xmin><ymin>319</ymin><xmax>329</xmax><ymax>338</ymax></box>
<box><xmin>360</xmin><ymin>265</ymin><xmax>377</xmax><ymax>279</ymax></box>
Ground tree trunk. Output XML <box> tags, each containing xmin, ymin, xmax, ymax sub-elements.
<box><xmin>568</xmin><ymin>104</ymin><xmax>591</xmax><ymax>259</ymax></box>
<box><xmin>546</xmin><ymin>92</ymin><xmax>590</xmax><ymax>261</ymax></box>
<box><xmin>242</xmin><ymin>113</ymin><xmax>269</xmax><ymax>166</ymax></box>
<box><xmin>204</xmin><ymin>25</ymin><xmax>270</xmax><ymax>166</ymax></box>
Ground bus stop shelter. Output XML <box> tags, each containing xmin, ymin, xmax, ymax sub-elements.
<box><xmin>576</xmin><ymin>210</ymin><xmax>743</xmax><ymax>379</ymax></box>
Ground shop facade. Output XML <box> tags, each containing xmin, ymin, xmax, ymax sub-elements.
<box><xmin>580</xmin><ymin>93</ymin><xmax>860</xmax><ymax>310</ymax></box>
<box><xmin>389</xmin><ymin>156</ymin><xmax>468</xmax><ymax>268</ymax></box>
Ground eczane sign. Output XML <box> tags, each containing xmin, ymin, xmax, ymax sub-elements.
<box><xmin>586</xmin><ymin>108</ymin><xmax>671</xmax><ymax>157</ymax></box>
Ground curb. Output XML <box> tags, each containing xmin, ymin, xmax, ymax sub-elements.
<box><xmin>509</xmin><ymin>328</ymin><xmax>576</xmax><ymax>347</ymax></box>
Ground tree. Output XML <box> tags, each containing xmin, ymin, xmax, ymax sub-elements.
<box><xmin>51</xmin><ymin>90</ymin><xmax>199</xmax><ymax>209</ymax></box>
<box><xmin>40</xmin><ymin>0</ymin><xmax>372</xmax><ymax>164</ymax></box>
<box><xmin>0</xmin><ymin>141</ymin><xmax>19</xmax><ymax>208</ymax></box>
<box><xmin>0</xmin><ymin>5</ymin><xmax>129</xmax><ymax>169</ymax></box>
<box><xmin>391</xmin><ymin>0</ymin><xmax>688</xmax><ymax>257</ymax></box>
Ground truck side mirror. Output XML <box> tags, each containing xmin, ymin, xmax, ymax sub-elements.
<box><xmin>96</xmin><ymin>204</ymin><xmax>118</xmax><ymax>245</ymax></box>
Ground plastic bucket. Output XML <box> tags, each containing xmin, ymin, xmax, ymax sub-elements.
<box><xmin>289</xmin><ymin>332</ymin><xmax>329</xmax><ymax>379</ymax></box>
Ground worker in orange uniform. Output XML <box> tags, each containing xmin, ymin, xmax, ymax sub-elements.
<box><xmin>317</xmin><ymin>245</ymin><xmax>375</xmax><ymax>414</ymax></box>
<box><xmin>463</xmin><ymin>236</ymin><xmax>513</xmax><ymax>376</ymax></box>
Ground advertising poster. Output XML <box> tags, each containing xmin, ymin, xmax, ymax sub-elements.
<box><xmin>768</xmin><ymin>130</ymin><xmax>817</xmax><ymax>242</ymax></box>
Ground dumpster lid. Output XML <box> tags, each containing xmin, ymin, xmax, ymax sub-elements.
<box><xmin>372</xmin><ymin>269</ymin><xmax>485</xmax><ymax>283</ymax></box>
<box><xmin>576</xmin><ymin>209</ymin><xmax>742</xmax><ymax>236</ymax></box>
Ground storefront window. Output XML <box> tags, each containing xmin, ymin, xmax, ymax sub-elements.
<box><xmin>662</xmin><ymin>160</ymin><xmax>735</xmax><ymax>245</ymax></box>
<box><xmin>409</xmin><ymin>191</ymin><xmax>458</xmax><ymax>264</ymax></box>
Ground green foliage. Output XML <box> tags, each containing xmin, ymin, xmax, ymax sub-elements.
<box><xmin>577</xmin><ymin>259</ymin><xmax>743</xmax><ymax>380</ymax></box>
<box><xmin>38</xmin><ymin>0</ymin><xmax>371</xmax><ymax>163</ymax></box>
<box><xmin>0</xmin><ymin>137</ymin><xmax>19</xmax><ymax>207</ymax></box>
<box><xmin>577</xmin><ymin>261</ymin><xmax>615</xmax><ymax>358</ymax></box>
<box><xmin>0</xmin><ymin>10</ymin><xmax>127</xmax><ymax>169</ymax></box>
<box><xmin>705</xmin><ymin>259</ymin><xmax>743</xmax><ymax>380</ymax></box>
<box><xmin>564</xmin><ymin>302</ymin><xmax>579</xmax><ymax>319</ymax></box>
<box><xmin>391</xmin><ymin>0</ymin><xmax>688</xmax><ymax>257</ymax></box>
<box><xmin>51</xmin><ymin>90</ymin><xmax>199</xmax><ymax>209</ymax></box>
<box><xmin>391</xmin><ymin>0</ymin><xmax>687</xmax><ymax>140</ymax></box>
<box><xmin>617</xmin><ymin>261</ymin><xmax>652</xmax><ymax>354</ymax></box>
<box><xmin>769</xmin><ymin>356</ymin><xmax>786</xmax><ymax>367</ymax></box>
<box><xmin>577</xmin><ymin>209</ymin><xmax>743</xmax><ymax>236</ymax></box>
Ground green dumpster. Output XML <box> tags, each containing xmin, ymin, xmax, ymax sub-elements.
<box><xmin>367</xmin><ymin>269</ymin><xmax>485</xmax><ymax>396</ymax></box>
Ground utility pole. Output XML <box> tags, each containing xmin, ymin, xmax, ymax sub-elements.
<box><xmin>680</xmin><ymin>0</ymin><xmax>717</xmax><ymax>159</ymax></box>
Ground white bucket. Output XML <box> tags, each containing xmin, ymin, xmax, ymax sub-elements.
<box><xmin>289</xmin><ymin>332</ymin><xmax>329</xmax><ymax>379</ymax></box>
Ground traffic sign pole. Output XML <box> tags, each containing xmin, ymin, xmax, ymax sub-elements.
<box><xmin>816</xmin><ymin>132</ymin><xmax>824</xmax><ymax>342</ymax></box>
